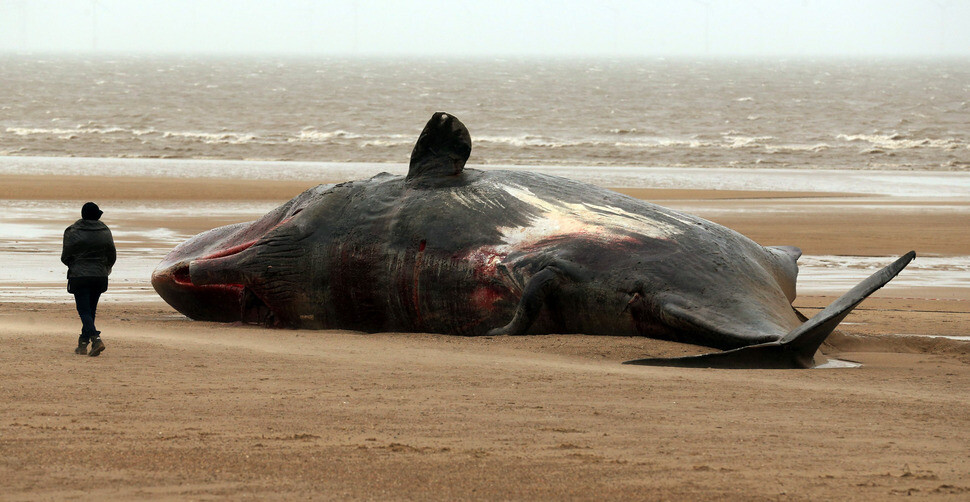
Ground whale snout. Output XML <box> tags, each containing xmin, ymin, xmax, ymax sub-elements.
<box><xmin>151</xmin><ymin>225</ymin><xmax>253</xmax><ymax>322</ymax></box>
<box><xmin>152</xmin><ymin>262</ymin><xmax>245</xmax><ymax>322</ymax></box>
<box><xmin>151</xmin><ymin>219</ymin><xmax>280</xmax><ymax>323</ymax></box>
<box><xmin>152</xmin><ymin>185</ymin><xmax>326</xmax><ymax>323</ymax></box>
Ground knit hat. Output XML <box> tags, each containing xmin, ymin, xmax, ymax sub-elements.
<box><xmin>81</xmin><ymin>202</ymin><xmax>103</xmax><ymax>220</ymax></box>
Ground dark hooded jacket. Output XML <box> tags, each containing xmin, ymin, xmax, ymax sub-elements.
<box><xmin>61</xmin><ymin>219</ymin><xmax>116</xmax><ymax>278</ymax></box>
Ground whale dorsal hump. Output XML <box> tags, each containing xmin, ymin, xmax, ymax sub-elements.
<box><xmin>407</xmin><ymin>112</ymin><xmax>472</xmax><ymax>181</ymax></box>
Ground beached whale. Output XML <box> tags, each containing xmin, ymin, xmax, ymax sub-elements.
<box><xmin>151</xmin><ymin>112</ymin><xmax>914</xmax><ymax>368</ymax></box>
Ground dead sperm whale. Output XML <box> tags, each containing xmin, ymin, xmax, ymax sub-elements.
<box><xmin>151</xmin><ymin>112</ymin><xmax>914</xmax><ymax>368</ymax></box>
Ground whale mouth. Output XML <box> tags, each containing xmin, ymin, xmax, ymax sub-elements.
<box><xmin>184</xmin><ymin>238</ymin><xmax>259</xmax><ymax>287</ymax></box>
<box><xmin>198</xmin><ymin>238</ymin><xmax>259</xmax><ymax>261</ymax></box>
<box><xmin>152</xmin><ymin>236</ymin><xmax>264</xmax><ymax>323</ymax></box>
<box><xmin>168</xmin><ymin>237</ymin><xmax>258</xmax><ymax>289</ymax></box>
<box><xmin>172</xmin><ymin>263</ymin><xmax>192</xmax><ymax>286</ymax></box>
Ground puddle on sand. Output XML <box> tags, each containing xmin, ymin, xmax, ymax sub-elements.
<box><xmin>893</xmin><ymin>334</ymin><xmax>970</xmax><ymax>342</ymax></box>
<box><xmin>796</xmin><ymin>255</ymin><xmax>970</xmax><ymax>294</ymax></box>
<box><xmin>815</xmin><ymin>358</ymin><xmax>863</xmax><ymax>369</ymax></box>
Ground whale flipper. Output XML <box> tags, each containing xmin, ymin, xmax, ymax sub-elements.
<box><xmin>487</xmin><ymin>266</ymin><xmax>566</xmax><ymax>336</ymax></box>
<box><xmin>624</xmin><ymin>251</ymin><xmax>916</xmax><ymax>369</ymax></box>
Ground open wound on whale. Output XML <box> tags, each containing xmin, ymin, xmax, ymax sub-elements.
<box><xmin>497</xmin><ymin>183</ymin><xmax>685</xmax><ymax>242</ymax></box>
<box><xmin>482</xmin><ymin>184</ymin><xmax>678</xmax><ymax>260</ymax></box>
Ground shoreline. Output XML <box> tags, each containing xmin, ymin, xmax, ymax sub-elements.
<box><xmin>0</xmin><ymin>172</ymin><xmax>862</xmax><ymax>201</ymax></box>
<box><xmin>3</xmin><ymin>156</ymin><xmax>970</xmax><ymax>198</ymax></box>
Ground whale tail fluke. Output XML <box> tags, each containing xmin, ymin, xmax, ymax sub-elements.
<box><xmin>624</xmin><ymin>251</ymin><xmax>916</xmax><ymax>369</ymax></box>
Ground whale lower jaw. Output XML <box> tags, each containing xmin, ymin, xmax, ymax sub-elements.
<box><xmin>623</xmin><ymin>343</ymin><xmax>814</xmax><ymax>369</ymax></box>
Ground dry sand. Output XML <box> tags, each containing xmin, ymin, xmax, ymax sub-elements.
<box><xmin>2</xmin><ymin>174</ymin><xmax>968</xmax><ymax>500</ymax></box>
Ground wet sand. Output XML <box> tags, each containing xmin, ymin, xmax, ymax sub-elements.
<box><xmin>2</xmin><ymin>171</ymin><xmax>969</xmax><ymax>500</ymax></box>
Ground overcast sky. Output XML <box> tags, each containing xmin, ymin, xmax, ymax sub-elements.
<box><xmin>1</xmin><ymin>0</ymin><xmax>968</xmax><ymax>57</ymax></box>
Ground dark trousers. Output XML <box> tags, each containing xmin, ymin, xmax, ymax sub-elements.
<box><xmin>69</xmin><ymin>277</ymin><xmax>108</xmax><ymax>342</ymax></box>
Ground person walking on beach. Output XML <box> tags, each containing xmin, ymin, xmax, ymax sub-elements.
<box><xmin>61</xmin><ymin>202</ymin><xmax>116</xmax><ymax>357</ymax></box>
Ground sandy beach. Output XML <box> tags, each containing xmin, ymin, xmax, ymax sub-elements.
<box><xmin>2</xmin><ymin>167</ymin><xmax>969</xmax><ymax>500</ymax></box>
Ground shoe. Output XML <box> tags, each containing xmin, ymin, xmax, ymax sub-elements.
<box><xmin>89</xmin><ymin>338</ymin><xmax>105</xmax><ymax>357</ymax></box>
<box><xmin>74</xmin><ymin>342</ymin><xmax>88</xmax><ymax>355</ymax></box>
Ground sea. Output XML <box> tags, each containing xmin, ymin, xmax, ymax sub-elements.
<box><xmin>1</xmin><ymin>55</ymin><xmax>968</xmax><ymax>171</ymax></box>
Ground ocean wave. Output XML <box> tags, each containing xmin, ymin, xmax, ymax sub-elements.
<box><xmin>6</xmin><ymin>127</ymin><xmax>79</xmax><ymax>136</ymax></box>
<box><xmin>606</xmin><ymin>128</ymin><xmax>644</xmax><ymax>135</ymax></box>
<box><xmin>161</xmin><ymin>131</ymin><xmax>257</xmax><ymax>144</ymax></box>
<box><xmin>613</xmin><ymin>139</ymin><xmax>704</xmax><ymax>148</ymax></box>
<box><xmin>4</xmin><ymin>122</ymin><xmax>967</xmax><ymax>162</ymax></box>
<box><xmin>765</xmin><ymin>143</ymin><xmax>831</xmax><ymax>153</ymax></box>
<box><xmin>359</xmin><ymin>139</ymin><xmax>414</xmax><ymax>148</ymax></box>
<box><xmin>7</xmin><ymin>125</ymin><xmax>152</xmax><ymax>136</ymax></box>
<box><xmin>836</xmin><ymin>133</ymin><xmax>964</xmax><ymax>150</ymax></box>
<box><xmin>724</xmin><ymin>135</ymin><xmax>775</xmax><ymax>148</ymax></box>
<box><xmin>289</xmin><ymin>129</ymin><xmax>365</xmax><ymax>142</ymax></box>
<box><xmin>475</xmin><ymin>135</ymin><xmax>597</xmax><ymax>148</ymax></box>
<box><xmin>480</xmin><ymin>135</ymin><xmax>730</xmax><ymax>149</ymax></box>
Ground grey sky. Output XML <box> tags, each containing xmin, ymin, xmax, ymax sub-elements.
<box><xmin>1</xmin><ymin>0</ymin><xmax>968</xmax><ymax>57</ymax></box>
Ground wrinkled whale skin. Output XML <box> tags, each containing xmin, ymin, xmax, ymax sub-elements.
<box><xmin>152</xmin><ymin>112</ymin><xmax>913</xmax><ymax>368</ymax></box>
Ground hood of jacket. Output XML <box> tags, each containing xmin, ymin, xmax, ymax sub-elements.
<box><xmin>72</xmin><ymin>219</ymin><xmax>110</xmax><ymax>231</ymax></box>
